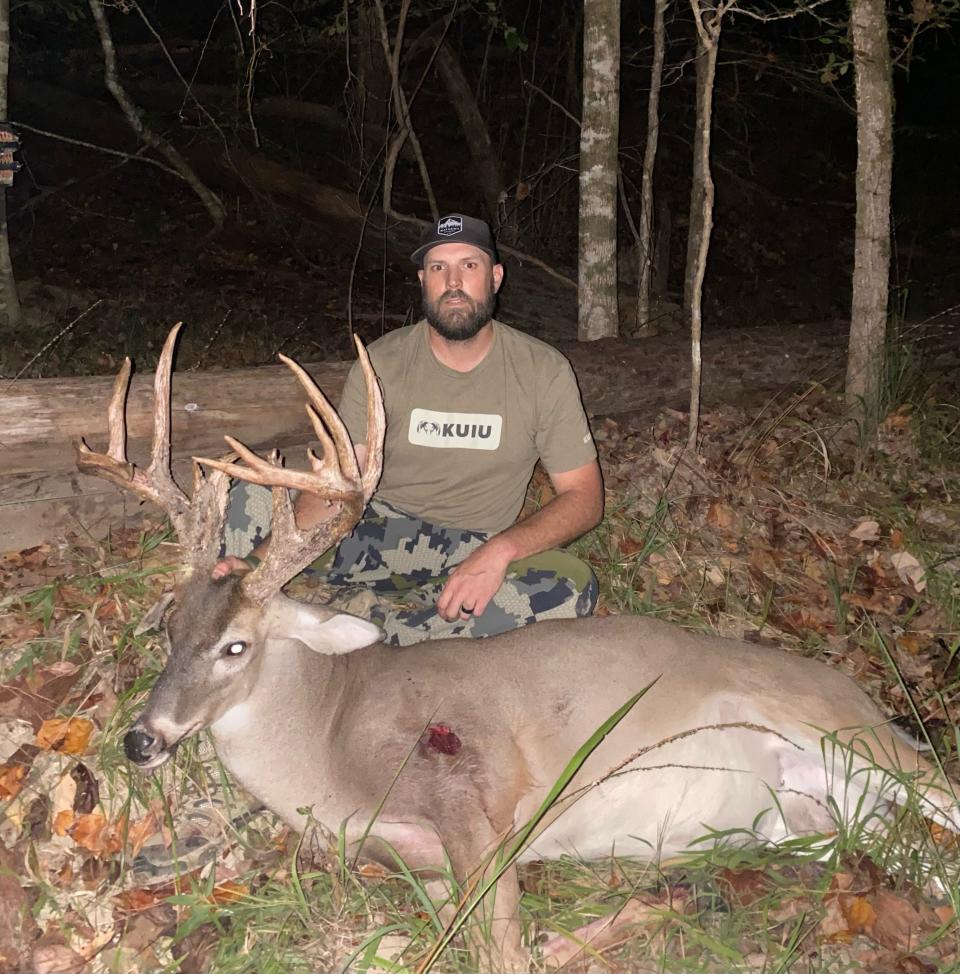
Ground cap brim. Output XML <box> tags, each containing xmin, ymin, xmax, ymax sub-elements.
<box><xmin>411</xmin><ymin>243</ymin><xmax>499</xmax><ymax>267</ymax></box>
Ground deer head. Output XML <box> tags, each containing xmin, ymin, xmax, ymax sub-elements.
<box><xmin>76</xmin><ymin>323</ymin><xmax>385</xmax><ymax>768</ymax></box>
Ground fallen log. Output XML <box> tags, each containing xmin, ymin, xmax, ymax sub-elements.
<box><xmin>0</xmin><ymin>361</ymin><xmax>352</xmax><ymax>553</ymax></box>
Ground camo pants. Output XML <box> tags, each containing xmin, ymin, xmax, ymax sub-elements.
<box><xmin>222</xmin><ymin>483</ymin><xmax>598</xmax><ymax>646</ymax></box>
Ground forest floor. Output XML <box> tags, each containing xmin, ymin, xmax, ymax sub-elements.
<box><xmin>2</xmin><ymin>292</ymin><xmax>960</xmax><ymax>971</ymax></box>
<box><xmin>3</xmin><ymin>101</ymin><xmax>960</xmax><ymax>972</ymax></box>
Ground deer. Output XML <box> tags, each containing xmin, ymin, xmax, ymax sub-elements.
<box><xmin>77</xmin><ymin>323</ymin><xmax>958</xmax><ymax>971</ymax></box>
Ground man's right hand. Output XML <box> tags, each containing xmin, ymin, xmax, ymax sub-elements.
<box><xmin>211</xmin><ymin>556</ymin><xmax>252</xmax><ymax>580</ymax></box>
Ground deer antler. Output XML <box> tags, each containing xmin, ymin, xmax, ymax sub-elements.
<box><xmin>75</xmin><ymin>323</ymin><xmax>234</xmax><ymax>575</ymax></box>
<box><xmin>194</xmin><ymin>336</ymin><xmax>385</xmax><ymax>605</ymax></box>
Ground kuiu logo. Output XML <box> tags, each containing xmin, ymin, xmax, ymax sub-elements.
<box><xmin>409</xmin><ymin>408</ymin><xmax>502</xmax><ymax>451</ymax></box>
<box><xmin>437</xmin><ymin>216</ymin><xmax>463</xmax><ymax>237</ymax></box>
<box><xmin>418</xmin><ymin>419</ymin><xmax>492</xmax><ymax>439</ymax></box>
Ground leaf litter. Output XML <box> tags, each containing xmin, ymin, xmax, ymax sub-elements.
<box><xmin>1</xmin><ymin>386</ymin><xmax>959</xmax><ymax>972</ymax></box>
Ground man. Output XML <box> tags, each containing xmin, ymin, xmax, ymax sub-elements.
<box><xmin>216</xmin><ymin>213</ymin><xmax>603</xmax><ymax>645</ymax></box>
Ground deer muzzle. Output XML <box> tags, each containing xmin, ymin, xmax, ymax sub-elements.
<box><xmin>124</xmin><ymin>724</ymin><xmax>175</xmax><ymax>770</ymax></box>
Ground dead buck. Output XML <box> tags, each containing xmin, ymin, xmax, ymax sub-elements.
<box><xmin>77</xmin><ymin>324</ymin><xmax>958</xmax><ymax>971</ymax></box>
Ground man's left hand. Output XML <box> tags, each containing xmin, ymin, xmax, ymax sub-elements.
<box><xmin>437</xmin><ymin>539</ymin><xmax>514</xmax><ymax>622</ymax></box>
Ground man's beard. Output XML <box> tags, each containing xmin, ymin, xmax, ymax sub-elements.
<box><xmin>423</xmin><ymin>288</ymin><xmax>497</xmax><ymax>342</ymax></box>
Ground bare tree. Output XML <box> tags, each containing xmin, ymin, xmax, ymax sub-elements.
<box><xmin>684</xmin><ymin>0</ymin><xmax>731</xmax><ymax>450</ymax></box>
<box><xmin>373</xmin><ymin>0</ymin><xmax>438</xmax><ymax>222</ymax></box>
<box><xmin>0</xmin><ymin>0</ymin><xmax>21</xmax><ymax>336</ymax></box>
<box><xmin>846</xmin><ymin>0</ymin><xmax>893</xmax><ymax>433</ymax></box>
<box><xmin>435</xmin><ymin>40</ymin><xmax>505</xmax><ymax>228</ymax></box>
<box><xmin>88</xmin><ymin>0</ymin><xmax>225</xmax><ymax>230</ymax></box>
<box><xmin>635</xmin><ymin>0</ymin><xmax>669</xmax><ymax>334</ymax></box>
<box><xmin>578</xmin><ymin>0</ymin><xmax>621</xmax><ymax>341</ymax></box>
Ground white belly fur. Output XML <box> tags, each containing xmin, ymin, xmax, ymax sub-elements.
<box><xmin>518</xmin><ymin>727</ymin><xmax>790</xmax><ymax>862</ymax></box>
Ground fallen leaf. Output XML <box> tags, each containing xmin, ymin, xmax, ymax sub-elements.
<box><xmin>896</xmin><ymin>634</ymin><xmax>923</xmax><ymax>655</ymax></box>
<box><xmin>841</xmin><ymin>894</ymin><xmax>877</xmax><ymax>934</ymax></box>
<box><xmin>872</xmin><ymin>888</ymin><xmax>931</xmax><ymax>951</ymax></box>
<box><xmin>358</xmin><ymin>862</ymin><xmax>389</xmax><ymax>880</ymax></box>
<box><xmin>36</xmin><ymin>717</ymin><xmax>94</xmax><ymax>755</ymax></box>
<box><xmin>850</xmin><ymin>519</ymin><xmax>881</xmax><ymax>542</ymax></box>
<box><xmin>53</xmin><ymin>809</ymin><xmax>75</xmax><ymax>835</ymax></box>
<box><xmin>716</xmin><ymin>867</ymin><xmax>774</xmax><ymax>906</ymax></box>
<box><xmin>211</xmin><ymin>881</ymin><xmax>249</xmax><ymax>904</ymax></box>
<box><xmin>707</xmin><ymin>499</ymin><xmax>736</xmax><ymax>530</ymax></box>
<box><xmin>70</xmin><ymin>812</ymin><xmax>123</xmax><ymax>856</ymax></box>
<box><xmin>114</xmin><ymin>888</ymin><xmax>169</xmax><ymax>915</ymax></box>
<box><xmin>0</xmin><ymin>763</ymin><xmax>27</xmax><ymax>799</ymax></box>
<box><xmin>889</xmin><ymin>552</ymin><xmax>926</xmax><ymax>592</ymax></box>
<box><xmin>70</xmin><ymin>763</ymin><xmax>100</xmax><ymax>814</ymax></box>
<box><xmin>125</xmin><ymin>810</ymin><xmax>161</xmax><ymax>857</ymax></box>
<box><xmin>32</xmin><ymin>944</ymin><xmax>87</xmax><ymax>974</ymax></box>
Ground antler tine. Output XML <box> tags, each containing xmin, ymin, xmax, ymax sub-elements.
<box><xmin>278</xmin><ymin>354</ymin><xmax>361</xmax><ymax>485</ymax></box>
<box><xmin>194</xmin><ymin>345</ymin><xmax>384</xmax><ymax>605</ymax></box>
<box><xmin>106</xmin><ymin>357</ymin><xmax>132</xmax><ymax>461</ymax></box>
<box><xmin>353</xmin><ymin>334</ymin><xmax>385</xmax><ymax>502</ymax></box>
<box><xmin>75</xmin><ymin>323</ymin><xmax>192</xmax><ymax>542</ymax></box>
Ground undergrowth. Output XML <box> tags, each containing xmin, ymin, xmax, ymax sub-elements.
<box><xmin>2</xmin><ymin>380</ymin><xmax>959</xmax><ymax>972</ymax></box>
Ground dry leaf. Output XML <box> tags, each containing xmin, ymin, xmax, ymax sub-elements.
<box><xmin>716</xmin><ymin>867</ymin><xmax>774</xmax><ymax>907</ymax></box>
<box><xmin>889</xmin><ymin>552</ymin><xmax>926</xmax><ymax>592</ymax></box>
<box><xmin>70</xmin><ymin>811</ymin><xmax>123</xmax><ymax>856</ymax></box>
<box><xmin>707</xmin><ymin>499</ymin><xmax>736</xmax><ymax>530</ymax></box>
<box><xmin>872</xmin><ymin>888</ymin><xmax>930</xmax><ymax>951</ymax></box>
<box><xmin>849</xmin><ymin>519</ymin><xmax>881</xmax><ymax>542</ymax></box>
<box><xmin>126</xmin><ymin>810</ymin><xmax>161</xmax><ymax>858</ymax></box>
<box><xmin>36</xmin><ymin>717</ymin><xmax>94</xmax><ymax>754</ymax></box>
<box><xmin>841</xmin><ymin>894</ymin><xmax>877</xmax><ymax>933</ymax></box>
<box><xmin>32</xmin><ymin>944</ymin><xmax>87</xmax><ymax>974</ymax></box>
<box><xmin>0</xmin><ymin>762</ymin><xmax>27</xmax><ymax>799</ymax></box>
<box><xmin>896</xmin><ymin>634</ymin><xmax>924</xmax><ymax>655</ymax></box>
<box><xmin>211</xmin><ymin>881</ymin><xmax>249</xmax><ymax>904</ymax></box>
<box><xmin>53</xmin><ymin>809</ymin><xmax>75</xmax><ymax>836</ymax></box>
<box><xmin>358</xmin><ymin>862</ymin><xmax>389</xmax><ymax>879</ymax></box>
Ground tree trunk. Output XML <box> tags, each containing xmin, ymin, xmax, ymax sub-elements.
<box><xmin>636</xmin><ymin>0</ymin><xmax>668</xmax><ymax>333</ymax></box>
<box><xmin>682</xmin><ymin>34</ymin><xmax>709</xmax><ymax>328</ymax></box>
<box><xmin>434</xmin><ymin>40</ymin><xmax>505</xmax><ymax>227</ymax></box>
<box><xmin>578</xmin><ymin>0</ymin><xmax>621</xmax><ymax>342</ymax></box>
<box><xmin>373</xmin><ymin>0</ymin><xmax>438</xmax><ymax>221</ymax></box>
<box><xmin>846</xmin><ymin>0</ymin><xmax>893</xmax><ymax>433</ymax></box>
<box><xmin>0</xmin><ymin>0</ymin><xmax>21</xmax><ymax>337</ymax></box>
<box><xmin>685</xmin><ymin>4</ymin><xmax>720</xmax><ymax>451</ymax></box>
<box><xmin>355</xmin><ymin>0</ymin><xmax>391</xmax><ymax>134</ymax></box>
<box><xmin>87</xmin><ymin>0</ymin><xmax>226</xmax><ymax>230</ymax></box>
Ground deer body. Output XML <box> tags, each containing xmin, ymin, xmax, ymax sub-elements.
<box><xmin>143</xmin><ymin>581</ymin><xmax>951</xmax><ymax>868</ymax></box>
<box><xmin>78</xmin><ymin>327</ymin><xmax>957</xmax><ymax>970</ymax></box>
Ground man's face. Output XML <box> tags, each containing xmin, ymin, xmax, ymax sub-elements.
<box><xmin>418</xmin><ymin>243</ymin><xmax>504</xmax><ymax>342</ymax></box>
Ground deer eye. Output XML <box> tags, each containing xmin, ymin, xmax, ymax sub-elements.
<box><xmin>223</xmin><ymin>641</ymin><xmax>247</xmax><ymax>657</ymax></box>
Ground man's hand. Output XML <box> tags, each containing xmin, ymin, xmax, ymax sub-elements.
<box><xmin>211</xmin><ymin>556</ymin><xmax>252</xmax><ymax>580</ymax></box>
<box><xmin>436</xmin><ymin>539</ymin><xmax>514</xmax><ymax>621</ymax></box>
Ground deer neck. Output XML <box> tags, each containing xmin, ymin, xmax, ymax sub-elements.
<box><xmin>208</xmin><ymin>638</ymin><xmax>359</xmax><ymax>828</ymax></box>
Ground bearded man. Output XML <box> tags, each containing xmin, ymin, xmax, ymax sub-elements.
<box><xmin>216</xmin><ymin>214</ymin><xmax>603</xmax><ymax>645</ymax></box>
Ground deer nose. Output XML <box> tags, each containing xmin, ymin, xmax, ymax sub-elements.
<box><xmin>124</xmin><ymin>727</ymin><xmax>162</xmax><ymax>764</ymax></box>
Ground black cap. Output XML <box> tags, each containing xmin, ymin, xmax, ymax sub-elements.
<box><xmin>410</xmin><ymin>214</ymin><xmax>499</xmax><ymax>267</ymax></box>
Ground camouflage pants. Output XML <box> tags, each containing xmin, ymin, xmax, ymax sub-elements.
<box><xmin>223</xmin><ymin>483</ymin><xmax>598</xmax><ymax>646</ymax></box>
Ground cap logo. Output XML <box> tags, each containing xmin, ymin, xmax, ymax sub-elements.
<box><xmin>437</xmin><ymin>216</ymin><xmax>463</xmax><ymax>237</ymax></box>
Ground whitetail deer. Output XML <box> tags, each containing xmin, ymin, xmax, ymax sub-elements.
<box><xmin>77</xmin><ymin>324</ymin><xmax>957</xmax><ymax>971</ymax></box>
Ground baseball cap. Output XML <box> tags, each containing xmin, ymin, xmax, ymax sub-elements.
<box><xmin>410</xmin><ymin>214</ymin><xmax>499</xmax><ymax>267</ymax></box>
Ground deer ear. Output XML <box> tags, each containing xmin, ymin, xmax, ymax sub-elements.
<box><xmin>303</xmin><ymin>613</ymin><xmax>384</xmax><ymax>654</ymax></box>
<box><xmin>266</xmin><ymin>598</ymin><xmax>383</xmax><ymax>654</ymax></box>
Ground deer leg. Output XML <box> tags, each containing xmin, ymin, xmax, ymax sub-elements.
<box><xmin>444</xmin><ymin>838</ymin><xmax>529</xmax><ymax>973</ymax></box>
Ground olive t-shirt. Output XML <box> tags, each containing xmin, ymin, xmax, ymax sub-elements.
<box><xmin>337</xmin><ymin>319</ymin><xmax>596</xmax><ymax>534</ymax></box>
